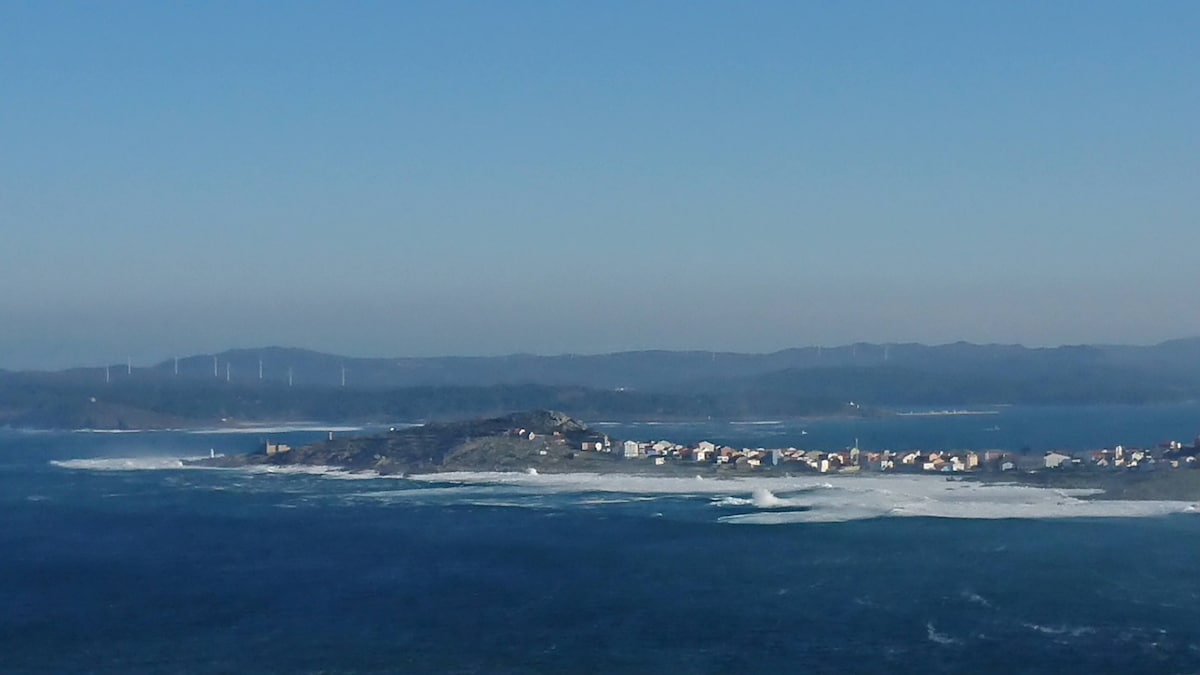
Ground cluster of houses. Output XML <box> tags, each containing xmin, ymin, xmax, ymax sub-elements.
<box><xmin>1070</xmin><ymin>441</ymin><xmax>1200</xmax><ymax>471</ymax></box>
<box><xmin>576</xmin><ymin>435</ymin><xmax>1200</xmax><ymax>474</ymax></box>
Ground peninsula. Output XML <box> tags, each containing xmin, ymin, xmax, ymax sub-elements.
<box><xmin>188</xmin><ymin>409</ymin><xmax>1200</xmax><ymax>500</ymax></box>
<box><xmin>190</xmin><ymin>410</ymin><xmax>617</xmax><ymax>475</ymax></box>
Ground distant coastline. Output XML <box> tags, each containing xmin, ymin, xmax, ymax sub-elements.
<box><xmin>7</xmin><ymin>338</ymin><xmax>1200</xmax><ymax>430</ymax></box>
<box><xmin>895</xmin><ymin>409</ymin><xmax>1001</xmax><ymax>417</ymax></box>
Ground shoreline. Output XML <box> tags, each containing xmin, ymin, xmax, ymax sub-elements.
<box><xmin>178</xmin><ymin>454</ymin><xmax>1200</xmax><ymax>503</ymax></box>
<box><xmin>59</xmin><ymin>459</ymin><xmax>1200</xmax><ymax>521</ymax></box>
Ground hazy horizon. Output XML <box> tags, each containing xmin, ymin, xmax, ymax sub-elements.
<box><xmin>4</xmin><ymin>2</ymin><xmax>1197</xmax><ymax>370</ymax></box>
<box><xmin>7</xmin><ymin>334</ymin><xmax>1200</xmax><ymax>373</ymax></box>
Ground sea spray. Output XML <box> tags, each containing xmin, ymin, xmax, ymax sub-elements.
<box><xmin>752</xmin><ymin>487</ymin><xmax>785</xmax><ymax>508</ymax></box>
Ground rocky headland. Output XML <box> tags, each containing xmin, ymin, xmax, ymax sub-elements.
<box><xmin>189</xmin><ymin>410</ymin><xmax>615</xmax><ymax>475</ymax></box>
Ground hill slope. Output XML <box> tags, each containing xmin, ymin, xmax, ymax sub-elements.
<box><xmin>192</xmin><ymin>410</ymin><xmax>614</xmax><ymax>474</ymax></box>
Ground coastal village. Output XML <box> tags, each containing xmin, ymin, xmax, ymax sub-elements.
<box><xmin>503</xmin><ymin>426</ymin><xmax>1200</xmax><ymax>475</ymax></box>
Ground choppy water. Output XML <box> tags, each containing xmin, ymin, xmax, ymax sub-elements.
<box><xmin>4</xmin><ymin>406</ymin><xmax>1200</xmax><ymax>673</ymax></box>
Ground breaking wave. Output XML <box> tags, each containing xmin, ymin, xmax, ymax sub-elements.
<box><xmin>52</xmin><ymin>457</ymin><xmax>200</xmax><ymax>471</ymax></box>
<box><xmin>50</xmin><ymin>457</ymin><xmax>379</xmax><ymax>480</ymax></box>
<box><xmin>418</xmin><ymin>472</ymin><xmax>1200</xmax><ymax>522</ymax></box>
<box><xmin>46</xmin><ymin>460</ymin><xmax>1200</xmax><ymax>523</ymax></box>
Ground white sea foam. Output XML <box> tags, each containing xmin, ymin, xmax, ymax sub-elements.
<box><xmin>926</xmin><ymin>622</ymin><xmax>962</xmax><ymax>646</ymax></box>
<box><xmin>712</xmin><ymin>488</ymin><xmax>807</xmax><ymax>509</ymax></box>
<box><xmin>412</xmin><ymin>471</ymin><xmax>841</xmax><ymax>496</ymax></box>
<box><xmin>187</xmin><ymin>425</ymin><xmax>365</xmax><ymax>434</ymax></box>
<box><xmin>414</xmin><ymin>471</ymin><xmax>1199</xmax><ymax>522</ymax></box>
<box><xmin>348</xmin><ymin>487</ymin><xmax>475</xmax><ymax>500</ymax></box>
<box><xmin>961</xmin><ymin>589</ymin><xmax>992</xmax><ymax>608</ymax></box>
<box><xmin>466</xmin><ymin>500</ymin><xmax>551</xmax><ymax>509</ymax></box>
<box><xmin>50</xmin><ymin>456</ymin><xmax>378</xmax><ymax>480</ymax></box>
<box><xmin>46</xmin><ymin>457</ymin><xmax>1200</xmax><ymax>523</ymax></box>
<box><xmin>719</xmin><ymin>508</ymin><xmax>882</xmax><ymax>524</ymax></box>
<box><xmin>52</xmin><ymin>457</ymin><xmax>199</xmax><ymax>471</ymax></box>
<box><xmin>240</xmin><ymin>464</ymin><xmax>378</xmax><ymax>479</ymax></box>
<box><xmin>577</xmin><ymin>496</ymin><xmax>662</xmax><ymax>505</ymax></box>
<box><xmin>1022</xmin><ymin>622</ymin><xmax>1096</xmax><ymax>637</ymax></box>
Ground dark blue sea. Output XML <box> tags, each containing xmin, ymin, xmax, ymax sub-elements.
<box><xmin>4</xmin><ymin>404</ymin><xmax>1200</xmax><ymax>674</ymax></box>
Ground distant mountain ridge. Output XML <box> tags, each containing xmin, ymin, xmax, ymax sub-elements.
<box><xmin>15</xmin><ymin>338</ymin><xmax>1180</xmax><ymax>388</ymax></box>
<box><xmin>3</xmin><ymin>338</ymin><xmax>1199</xmax><ymax>429</ymax></box>
<box><xmin>143</xmin><ymin>338</ymin><xmax>1200</xmax><ymax>391</ymax></box>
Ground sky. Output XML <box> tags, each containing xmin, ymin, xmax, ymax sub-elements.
<box><xmin>2</xmin><ymin>1</ymin><xmax>1198</xmax><ymax>369</ymax></box>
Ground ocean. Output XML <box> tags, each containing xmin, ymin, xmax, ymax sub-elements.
<box><xmin>3</xmin><ymin>404</ymin><xmax>1200</xmax><ymax>674</ymax></box>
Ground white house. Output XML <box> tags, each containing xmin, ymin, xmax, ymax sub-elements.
<box><xmin>622</xmin><ymin>440</ymin><xmax>641</xmax><ymax>458</ymax></box>
<box><xmin>1044</xmin><ymin>452</ymin><xmax>1073</xmax><ymax>469</ymax></box>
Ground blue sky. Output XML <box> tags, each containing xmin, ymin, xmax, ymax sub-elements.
<box><xmin>2</xmin><ymin>1</ymin><xmax>1198</xmax><ymax>368</ymax></box>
